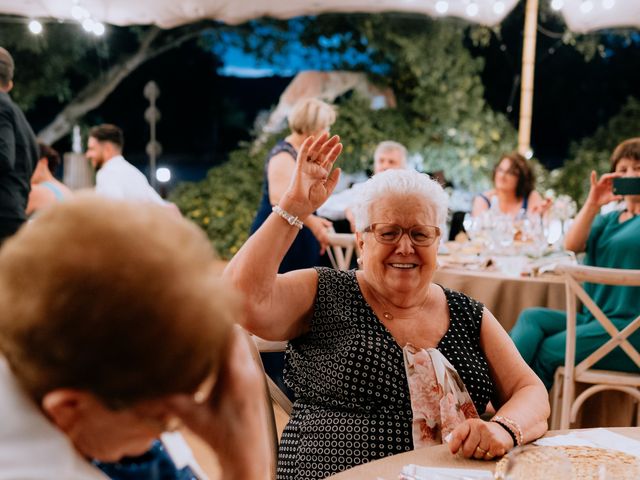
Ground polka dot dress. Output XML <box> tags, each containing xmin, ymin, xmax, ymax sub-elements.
<box><xmin>277</xmin><ymin>267</ymin><xmax>496</xmax><ymax>480</ymax></box>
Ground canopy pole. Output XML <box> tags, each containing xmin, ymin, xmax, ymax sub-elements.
<box><xmin>517</xmin><ymin>0</ymin><xmax>539</xmax><ymax>156</ymax></box>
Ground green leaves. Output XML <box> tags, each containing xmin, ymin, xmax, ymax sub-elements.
<box><xmin>551</xmin><ymin>97</ymin><xmax>640</xmax><ymax>205</ymax></box>
<box><xmin>171</xmin><ymin>16</ymin><xmax>521</xmax><ymax>258</ymax></box>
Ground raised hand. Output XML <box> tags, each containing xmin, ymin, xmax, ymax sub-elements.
<box><xmin>585</xmin><ymin>170</ymin><xmax>623</xmax><ymax>208</ymax></box>
<box><xmin>280</xmin><ymin>133</ymin><xmax>343</xmax><ymax>219</ymax></box>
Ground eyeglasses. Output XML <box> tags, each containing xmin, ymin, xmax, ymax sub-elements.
<box><xmin>363</xmin><ymin>223</ymin><xmax>441</xmax><ymax>247</ymax></box>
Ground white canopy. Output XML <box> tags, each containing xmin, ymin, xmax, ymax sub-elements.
<box><xmin>3</xmin><ymin>0</ymin><xmax>639</xmax><ymax>32</ymax></box>
<box><xmin>2</xmin><ymin>0</ymin><xmax>516</xmax><ymax>29</ymax></box>
<box><xmin>555</xmin><ymin>0</ymin><xmax>640</xmax><ymax>33</ymax></box>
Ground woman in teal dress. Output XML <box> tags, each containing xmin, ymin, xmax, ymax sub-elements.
<box><xmin>510</xmin><ymin>138</ymin><xmax>640</xmax><ymax>388</ymax></box>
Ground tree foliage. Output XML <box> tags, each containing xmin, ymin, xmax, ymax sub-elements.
<box><xmin>550</xmin><ymin>96</ymin><xmax>640</xmax><ymax>205</ymax></box>
<box><xmin>172</xmin><ymin>15</ymin><xmax>521</xmax><ymax>258</ymax></box>
<box><xmin>171</xmin><ymin>137</ymin><xmax>275</xmax><ymax>258</ymax></box>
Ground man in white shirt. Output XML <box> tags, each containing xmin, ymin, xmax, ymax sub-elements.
<box><xmin>86</xmin><ymin>124</ymin><xmax>166</xmax><ymax>205</ymax></box>
<box><xmin>317</xmin><ymin>140</ymin><xmax>408</xmax><ymax>231</ymax></box>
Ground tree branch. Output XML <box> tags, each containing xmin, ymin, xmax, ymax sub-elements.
<box><xmin>37</xmin><ymin>25</ymin><xmax>212</xmax><ymax>144</ymax></box>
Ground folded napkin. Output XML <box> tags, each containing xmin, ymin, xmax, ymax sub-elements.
<box><xmin>403</xmin><ymin>346</ymin><xmax>479</xmax><ymax>448</ymax></box>
<box><xmin>400</xmin><ymin>464</ymin><xmax>493</xmax><ymax>479</ymax></box>
<box><xmin>534</xmin><ymin>428</ymin><xmax>640</xmax><ymax>458</ymax></box>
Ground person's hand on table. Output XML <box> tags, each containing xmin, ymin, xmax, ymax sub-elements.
<box><xmin>448</xmin><ymin>418</ymin><xmax>514</xmax><ymax>460</ymax></box>
<box><xmin>165</xmin><ymin>327</ymin><xmax>273</xmax><ymax>480</ymax></box>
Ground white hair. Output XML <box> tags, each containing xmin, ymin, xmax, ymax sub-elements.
<box><xmin>373</xmin><ymin>141</ymin><xmax>408</xmax><ymax>166</ymax></box>
<box><xmin>353</xmin><ymin>169</ymin><xmax>448</xmax><ymax>232</ymax></box>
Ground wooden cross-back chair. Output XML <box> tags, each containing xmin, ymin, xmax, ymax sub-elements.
<box><xmin>550</xmin><ymin>264</ymin><xmax>640</xmax><ymax>429</ymax></box>
<box><xmin>250</xmin><ymin>336</ymin><xmax>293</xmax><ymax>416</ymax></box>
<box><xmin>326</xmin><ymin>232</ymin><xmax>357</xmax><ymax>271</ymax></box>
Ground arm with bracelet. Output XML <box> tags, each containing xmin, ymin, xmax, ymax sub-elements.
<box><xmin>447</xmin><ymin>307</ymin><xmax>549</xmax><ymax>460</ymax></box>
<box><xmin>224</xmin><ymin>133</ymin><xmax>343</xmax><ymax>341</ymax></box>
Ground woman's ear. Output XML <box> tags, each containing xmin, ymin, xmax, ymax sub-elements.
<box><xmin>41</xmin><ymin>389</ymin><xmax>88</xmax><ymax>434</ymax></box>
<box><xmin>355</xmin><ymin>232</ymin><xmax>365</xmax><ymax>251</ymax></box>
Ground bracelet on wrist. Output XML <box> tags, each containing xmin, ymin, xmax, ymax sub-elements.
<box><xmin>272</xmin><ymin>205</ymin><xmax>303</xmax><ymax>230</ymax></box>
<box><xmin>491</xmin><ymin>415</ymin><xmax>523</xmax><ymax>447</ymax></box>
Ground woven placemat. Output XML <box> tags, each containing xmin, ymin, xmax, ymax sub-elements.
<box><xmin>494</xmin><ymin>445</ymin><xmax>640</xmax><ymax>480</ymax></box>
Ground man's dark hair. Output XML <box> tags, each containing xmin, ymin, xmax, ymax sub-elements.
<box><xmin>38</xmin><ymin>143</ymin><xmax>62</xmax><ymax>174</ymax></box>
<box><xmin>89</xmin><ymin>124</ymin><xmax>124</xmax><ymax>150</ymax></box>
<box><xmin>0</xmin><ymin>47</ymin><xmax>14</xmax><ymax>88</ymax></box>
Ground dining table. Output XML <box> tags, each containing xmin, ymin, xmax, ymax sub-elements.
<box><xmin>326</xmin><ymin>427</ymin><xmax>640</xmax><ymax>479</ymax></box>
<box><xmin>432</xmin><ymin>265</ymin><xmax>566</xmax><ymax>332</ymax></box>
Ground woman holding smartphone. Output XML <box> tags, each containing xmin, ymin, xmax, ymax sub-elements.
<box><xmin>510</xmin><ymin>137</ymin><xmax>640</xmax><ymax>388</ymax></box>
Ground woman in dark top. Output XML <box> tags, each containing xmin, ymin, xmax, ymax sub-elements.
<box><xmin>226</xmin><ymin>133</ymin><xmax>550</xmax><ymax>479</ymax></box>
<box><xmin>472</xmin><ymin>152</ymin><xmax>545</xmax><ymax>218</ymax></box>
<box><xmin>251</xmin><ymin>98</ymin><xmax>336</xmax><ymax>273</ymax></box>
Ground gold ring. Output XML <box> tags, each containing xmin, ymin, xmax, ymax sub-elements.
<box><xmin>475</xmin><ymin>446</ymin><xmax>487</xmax><ymax>455</ymax></box>
<box><xmin>484</xmin><ymin>451</ymin><xmax>495</xmax><ymax>459</ymax></box>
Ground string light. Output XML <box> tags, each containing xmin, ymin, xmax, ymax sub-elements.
<box><xmin>156</xmin><ymin>168</ymin><xmax>171</xmax><ymax>183</ymax></box>
<box><xmin>435</xmin><ymin>0</ymin><xmax>449</xmax><ymax>14</ymax></box>
<box><xmin>493</xmin><ymin>1</ymin><xmax>506</xmax><ymax>15</ymax></box>
<box><xmin>601</xmin><ymin>0</ymin><xmax>615</xmax><ymax>10</ymax></box>
<box><xmin>550</xmin><ymin>0</ymin><xmax>564</xmax><ymax>11</ymax></box>
<box><xmin>28</xmin><ymin>19</ymin><xmax>42</xmax><ymax>34</ymax></box>
<box><xmin>466</xmin><ymin>2</ymin><xmax>479</xmax><ymax>17</ymax></box>
<box><xmin>82</xmin><ymin>18</ymin><xmax>95</xmax><ymax>32</ymax></box>
<box><xmin>93</xmin><ymin>22</ymin><xmax>105</xmax><ymax>36</ymax></box>
<box><xmin>580</xmin><ymin>0</ymin><xmax>594</xmax><ymax>13</ymax></box>
<box><xmin>71</xmin><ymin>5</ymin><xmax>89</xmax><ymax>20</ymax></box>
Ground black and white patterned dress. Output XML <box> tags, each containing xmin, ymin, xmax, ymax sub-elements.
<box><xmin>277</xmin><ymin>267</ymin><xmax>497</xmax><ymax>480</ymax></box>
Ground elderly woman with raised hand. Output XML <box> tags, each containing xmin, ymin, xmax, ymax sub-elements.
<box><xmin>472</xmin><ymin>152</ymin><xmax>545</xmax><ymax>217</ymax></box>
<box><xmin>225</xmin><ymin>133</ymin><xmax>550</xmax><ymax>480</ymax></box>
<box><xmin>511</xmin><ymin>138</ymin><xmax>640</xmax><ymax>389</ymax></box>
<box><xmin>0</xmin><ymin>196</ymin><xmax>272</xmax><ymax>480</ymax></box>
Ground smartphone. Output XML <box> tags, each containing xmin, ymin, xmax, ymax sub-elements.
<box><xmin>612</xmin><ymin>177</ymin><xmax>640</xmax><ymax>195</ymax></box>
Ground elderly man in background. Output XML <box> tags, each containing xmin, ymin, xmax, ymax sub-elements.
<box><xmin>317</xmin><ymin>140</ymin><xmax>408</xmax><ymax>232</ymax></box>
<box><xmin>0</xmin><ymin>46</ymin><xmax>38</xmax><ymax>242</ymax></box>
<box><xmin>0</xmin><ymin>195</ymin><xmax>272</xmax><ymax>479</ymax></box>
<box><xmin>86</xmin><ymin>124</ymin><xmax>168</xmax><ymax>206</ymax></box>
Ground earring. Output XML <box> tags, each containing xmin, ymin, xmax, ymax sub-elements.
<box><xmin>357</xmin><ymin>257</ymin><xmax>363</xmax><ymax>267</ymax></box>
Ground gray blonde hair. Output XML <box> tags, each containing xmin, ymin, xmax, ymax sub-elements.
<box><xmin>374</xmin><ymin>141</ymin><xmax>408</xmax><ymax>167</ymax></box>
<box><xmin>353</xmin><ymin>169</ymin><xmax>448</xmax><ymax>231</ymax></box>
<box><xmin>287</xmin><ymin>98</ymin><xmax>337</xmax><ymax>135</ymax></box>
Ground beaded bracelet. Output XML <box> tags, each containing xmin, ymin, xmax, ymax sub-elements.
<box><xmin>272</xmin><ymin>205</ymin><xmax>303</xmax><ymax>230</ymax></box>
<box><xmin>491</xmin><ymin>415</ymin><xmax>523</xmax><ymax>447</ymax></box>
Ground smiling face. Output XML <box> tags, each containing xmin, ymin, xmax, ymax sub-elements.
<box><xmin>357</xmin><ymin>194</ymin><xmax>439</xmax><ymax>299</ymax></box>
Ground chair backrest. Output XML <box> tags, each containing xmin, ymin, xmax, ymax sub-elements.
<box><xmin>326</xmin><ymin>232</ymin><xmax>357</xmax><ymax>271</ymax></box>
<box><xmin>251</xmin><ymin>336</ymin><xmax>293</xmax><ymax>415</ymax></box>
<box><xmin>556</xmin><ymin>264</ymin><xmax>640</xmax><ymax>378</ymax></box>
<box><xmin>243</xmin><ymin>330</ymin><xmax>282</xmax><ymax>468</ymax></box>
